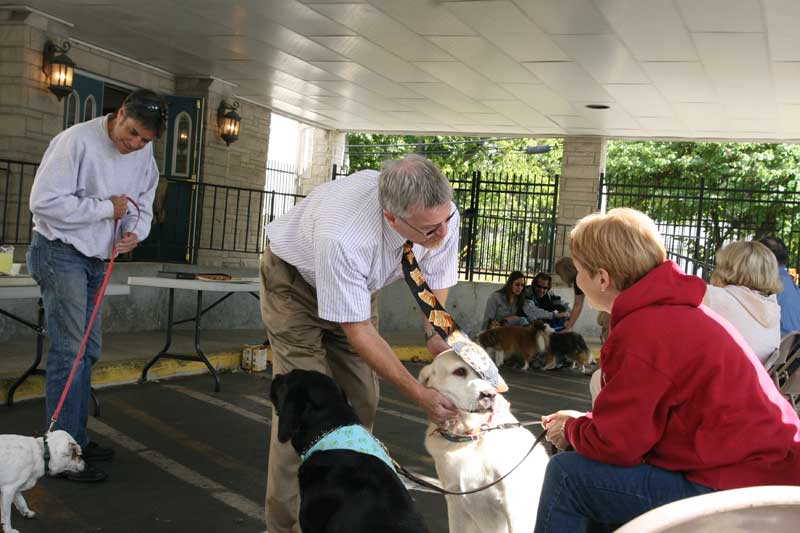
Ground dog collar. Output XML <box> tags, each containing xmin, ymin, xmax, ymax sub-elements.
<box><xmin>300</xmin><ymin>425</ymin><xmax>394</xmax><ymax>472</ymax></box>
<box><xmin>42</xmin><ymin>433</ymin><xmax>51</xmax><ymax>475</ymax></box>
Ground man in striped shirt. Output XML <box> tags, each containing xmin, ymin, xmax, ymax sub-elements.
<box><xmin>260</xmin><ymin>154</ymin><xmax>460</xmax><ymax>532</ymax></box>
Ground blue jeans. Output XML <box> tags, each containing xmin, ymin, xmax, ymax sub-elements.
<box><xmin>535</xmin><ymin>452</ymin><xmax>716</xmax><ymax>533</ymax></box>
<box><xmin>27</xmin><ymin>232</ymin><xmax>105</xmax><ymax>447</ymax></box>
<box><xmin>504</xmin><ymin>316</ymin><xmax>530</xmax><ymax>326</ymax></box>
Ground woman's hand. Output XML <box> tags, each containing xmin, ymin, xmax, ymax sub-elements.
<box><xmin>542</xmin><ymin>410</ymin><xmax>584</xmax><ymax>450</ymax></box>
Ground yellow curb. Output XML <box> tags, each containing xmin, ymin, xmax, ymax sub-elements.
<box><xmin>0</xmin><ymin>351</ymin><xmax>245</xmax><ymax>404</ymax></box>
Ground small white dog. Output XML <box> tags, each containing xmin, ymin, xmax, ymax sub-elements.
<box><xmin>419</xmin><ymin>350</ymin><xmax>550</xmax><ymax>533</ymax></box>
<box><xmin>0</xmin><ymin>430</ymin><xmax>84</xmax><ymax>533</ymax></box>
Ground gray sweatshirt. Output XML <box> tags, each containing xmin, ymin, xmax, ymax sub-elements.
<box><xmin>29</xmin><ymin>114</ymin><xmax>158</xmax><ymax>259</ymax></box>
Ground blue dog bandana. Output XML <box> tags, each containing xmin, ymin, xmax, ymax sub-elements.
<box><xmin>300</xmin><ymin>425</ymin><xmax>395</xmax><ymax>473</ymax></box>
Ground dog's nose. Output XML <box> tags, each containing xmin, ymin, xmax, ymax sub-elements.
<box><xmin>478</xmin><ymin>391</ymin><xmax>496</xmax><ymax>409</ymax></box>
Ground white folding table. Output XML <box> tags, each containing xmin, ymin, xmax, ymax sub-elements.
<box><xmin>127</xmin><ymin>276</ymin><xmax>261</xmax><ymax>392</ymax></box>
<box><xmin>0</xmin><ymin>276</ymin><xmax>130</xmax><ymax>406</ymax></box>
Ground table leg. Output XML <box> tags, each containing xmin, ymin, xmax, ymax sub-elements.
<box><xmin>6</xmin><ymin>298</ymin><xmax>46</xmax><ymax>406</ymax></box>
<box><xmin>140</xmin><ymin>288</ymin><xmax>175</xmax><ymax>384</ymax></box>
<box><xmin>193</xmin><ymin>291</ymin><xmax>220</xmax><ymax>392</ymax></box>
<box><xmin>138</xmin><ymin>289</ymin><xmax>221</xmax><ymax>392</ymax></box>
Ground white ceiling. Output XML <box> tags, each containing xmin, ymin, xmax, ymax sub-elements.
<box><xmin>15</xmin><ymin>0</ymin><xmax>800</xmax><ymax>141</ymax></box>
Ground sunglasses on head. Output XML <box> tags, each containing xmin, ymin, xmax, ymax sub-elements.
<box><xmin>138</xmin><ymin>99</ymin><xmax>168</xmax><ymax>122</ymax></box>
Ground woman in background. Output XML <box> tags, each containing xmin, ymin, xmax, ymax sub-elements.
<box><xmin>703</xmin><ymin>240</ymin><xmax>782</xmax><ymax>364</ymax></box>
<box><xmin>481</xmin><ymin>271</ymin><xmax>528</xmax><ymax>329</ymax></box>
<box><xmin>554</xmin><ymin>257</ymin><xmax>585</xmax><ymax>332</ymax></box>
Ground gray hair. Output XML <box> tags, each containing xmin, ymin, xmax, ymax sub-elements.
<box><xmin>378</xmin><ymin>154</ymin><xmax>452</xmax><ymax>217</ymax></box>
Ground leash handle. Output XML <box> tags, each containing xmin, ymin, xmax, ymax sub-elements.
<box><xmin>49</xmin><ymin>196</ymin><xmax>140</xmax><ymax>432</ymax></box>
<box><xmin>396</xmin><ymin>428</ymin><xmax>549</xmax><ymax>496</ymax></box>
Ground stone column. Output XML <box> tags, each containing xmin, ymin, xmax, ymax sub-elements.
<box><xmin>296</xmin><ymin>125</ymin><xmax>345</xmax><ymax>195</ymax></box>
<box><xmin>556</xmin><ymin>136</ymin><xmax>607</xmax><ymax>261</ymax></box>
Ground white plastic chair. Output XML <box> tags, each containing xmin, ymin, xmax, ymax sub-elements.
<box><xmin>615</xmin><ymin>486</ymin><xmax>800</xmax><ymax>532</ymax></box>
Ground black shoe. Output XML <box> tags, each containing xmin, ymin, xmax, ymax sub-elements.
<box><xmin>60</xmin><ymin>462</ymin><xmax>108</xmax><ymax>483</ymax></box>
<box><xmin>83</xmin><ymin>441</ymin><xmax>115</xmax><ymax>462</ymax></box>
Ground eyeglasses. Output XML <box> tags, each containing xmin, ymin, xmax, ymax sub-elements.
<box><xmin>399</xmin><ymin>209</ymin><xmax>456</xmax><ymax>238</ymax></box>
<box><xmin>534</xmin><ymin>284</ymin><xmax>550</xmax><ymax>290</ymax></box>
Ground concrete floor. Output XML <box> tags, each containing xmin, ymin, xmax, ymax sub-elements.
<box><xmin>0</xmin><ymin>363</ymin><xmax>593</xmax><ymax>533</ymax></box>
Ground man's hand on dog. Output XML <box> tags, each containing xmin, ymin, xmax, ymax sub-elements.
<box><xmin>542</xmin><ymin>410</ymin><xmax>584</xmax><ymax>450</ymax></box>
<box><xmin>417</xmin><ymin>386</ymin><xmax>458</xmax><ymax>424</ymax></box>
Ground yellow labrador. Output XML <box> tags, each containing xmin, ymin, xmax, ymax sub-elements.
<box><xmin>418</xmin><ymin>350</ymin><xmax>549</xmax><ymax>533</ymax></box>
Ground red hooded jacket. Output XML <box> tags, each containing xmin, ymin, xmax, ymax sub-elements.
<box><xmin>566</xmin><ymin>261</ymin><xmax>800</xmax><ymax>489</ymax></box>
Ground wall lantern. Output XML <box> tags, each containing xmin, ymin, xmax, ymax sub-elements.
<box><xmin>217</xmin><ymin>100</ymin><xmax>241</xmax><ymax>146</ymax></box>
<box><xmin>42</xmin><ymin>40</ymin><xmax>75</xmax><ymax>101</ymax></box>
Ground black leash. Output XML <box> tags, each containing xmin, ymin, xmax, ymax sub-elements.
<box><xmin>394</xmin><ymin>428</ymin><xmax>549</xmax><ymax>496</ymax></box>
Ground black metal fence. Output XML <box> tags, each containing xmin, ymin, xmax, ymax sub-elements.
<box><xmin>194</xmin><ymin>180</ymin><xmax>304</xmax><ymax>254</ymax></box>
<box><xmin>452</xmin><ymin>170</ymin><xmax>559</xmax><ymax>282</ymax></box>
<box><xmin>0</xmin><ymin>160</ymin><xmax>37</xmax><ymax>246</ymax></box>
<box><xmin>266</xmin><ymin>160</ymin><xmax>299</xmax><ymax>220</ymax></box>
<box><xmin>600</xmin><ymin>172</ymin><xmax>800</xmax><ymax>276</ymax></box>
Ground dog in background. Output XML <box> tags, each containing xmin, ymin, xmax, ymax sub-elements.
<box><xmin>269</xmin><ymin>369</ymin><xmax>429</xmax><ymax>533</ymax></box>
<box><xmin>542</xmin><ymin>331</ymin><xmax>595</xmax><ymax>374</ymax></box>
<box><xmin>1</xmin><ymin>430</ymin><xmax>84</xmax><ymax>533</ymax></box>
<box><xmin>478</xmin><ymin>320</ymin><xmax>550</xmax><ymax>370</ymax></box>
<box><xmin>479</xmin><ymin>322</ymin><xmax>595</xmax><ymax>373</ymax></box>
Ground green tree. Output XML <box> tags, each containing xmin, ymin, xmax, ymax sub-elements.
<box><xmin>605</xmin><ymin>141</ymin><xmax>800</xmax><ymax>265</ymax></box>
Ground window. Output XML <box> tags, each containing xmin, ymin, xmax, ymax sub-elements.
<box><xmin>64</xmin><ymin>91</ymin><xmax>79</xmax><ymax>129</ymax></box>
<box><xmin>83</xmin><ymin>95</ymin><xmax>96</xmax><ymax>122</ymax></box>
<box><xmin>172</xmin><ymin>111</ymin><xmax>192</xmax><ymax>177</ymax></box>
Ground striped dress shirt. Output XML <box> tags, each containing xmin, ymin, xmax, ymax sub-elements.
<box><xmin>266</xmin><ymin>169</ymin><xmax>460</xmax><ymax>323</ymax></box>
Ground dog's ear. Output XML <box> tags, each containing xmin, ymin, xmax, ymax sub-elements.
<box><xmin>276</xmin><ymin>384</ymin><xmax>309</xmax><ymax>443</ymax></box>
<box><xmin>418</xmin><ymin>364</ymin><xmax>433</xmax><ymax>387</ymax></box>
<box><xmin>69</xmin><ymin>441</ymin><xmax>82</xmax><ymax>460</ymax></box>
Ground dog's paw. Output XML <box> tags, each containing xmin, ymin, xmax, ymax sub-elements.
<box><xmin>3</xmin><ymin>527</ymin><xmax>21</xmax><ymax>533</ymax></box>
<box><xmin>22</xmin><ymin>510</ymin><xmax>35</xmax><ymax>519</ymax></box>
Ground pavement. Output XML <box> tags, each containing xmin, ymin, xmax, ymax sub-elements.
<box><xmin>0</xmin><ymin>328</ymin><xmax>600</xmax><ymax>532</ymax></box>
<box><xmin>0</xmin><ymin>363</ymin><xmax>594</xmax><ymax>533</ymax></box>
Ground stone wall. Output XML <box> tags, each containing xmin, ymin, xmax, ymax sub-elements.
<box><xmin>296</xmin><ymin>124</ymin><xmax>346</xmax><ymax>195</ymax></box>
<box><xmin>555</xmin><ymin>136</ymin><xmax>607</xmax><ymax>260</ymax></box>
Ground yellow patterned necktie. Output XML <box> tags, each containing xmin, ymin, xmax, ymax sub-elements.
<box><xmin>400</xmin><ymin>241</ymin><xmax>507</xmax><ymax>392</ymax></box>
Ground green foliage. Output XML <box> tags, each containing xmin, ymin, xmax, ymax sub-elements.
<box><xmin>345</xmin><ymin>134</ymin><xmax>563</xmax><ymax>179</ymax></box>
<box><xmin>606</xmin><ymin>140</ymin><xmax>800</xmax><ymax>264</ymax></box>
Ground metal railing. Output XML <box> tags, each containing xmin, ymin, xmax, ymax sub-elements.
<box><xmin>0</xmin><ymin>160</ymin><xmax>37</xmax><ymax>245</ymax></box>
<box><xmin>452</xmin><ymin>170</ymin><xmax>559</xmax><ymax>282</ymax></box>
<box><xmin>600</xmin><ymin>172</ymin><xmax>800</xmax><ymax>274</ymax></box>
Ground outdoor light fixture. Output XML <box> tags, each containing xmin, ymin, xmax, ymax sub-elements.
<box><xmin>42</xmin><ymin>40</ymin><xmax>75</xmax><ymax>101</ymax></box>
<box><xmin>217</xmin><ymin>100</ymin><xmax>241</xmax><ymax>146</ymax></box>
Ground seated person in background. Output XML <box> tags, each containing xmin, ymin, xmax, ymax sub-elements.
<box><xmin>760</xmin><ymin>236</ymin><xmax>800</xmax><ymax>337</ymax></box>
<box><xmin>481</xmin><ymin>270</ymin><xmax>529</xmax><ymax>329</ymax></box>
<box><xmin>523</xmin><ymin>272</ymin><xmax>570</xmax><ymax>330</ymax></box>
<box><xmin>703</xmin><ymin>241</ymin><xmax>782</xmax><ymax>365</ymax></box>
<box><xmin>539</xmin><ymin>208</ymin><xmax>800</xmax><ymax>533</ymax></box>
<box><xmin>554</xmin><ymin>257</ymin><xmax>585</xmax><ymax>332</ymax></box>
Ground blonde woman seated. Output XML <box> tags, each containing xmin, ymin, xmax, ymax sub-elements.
<box><xmin>482</xmin><ymin>271</ymin><xmax>529</xmax><ymax>329</ymax></box>
<box><xmin>703</xmin><ymin>241</ymin><xmax>782</xmax><ymax>365</ymax></box>
<box><xmin>538</xmin><ymin>208</ymin><xmax>800</xmax><ymax>533</ymax></box>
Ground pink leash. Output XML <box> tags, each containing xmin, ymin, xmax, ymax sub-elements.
<box><xmin>47</xmin><ymin>196</ymin><xmax>140</xmax><ymax>433</ymax></box>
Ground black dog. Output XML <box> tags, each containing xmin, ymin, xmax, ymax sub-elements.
<box><xmin>269</xmin><ymin>369</ymin><xmax>429</xmax><ymax>533</ymax></box>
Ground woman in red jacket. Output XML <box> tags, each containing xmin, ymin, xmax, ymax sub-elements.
<box><xmin>536</xmin><ymin>208</ymin><xmax>800</xmax><ymax>533</ymax></box>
